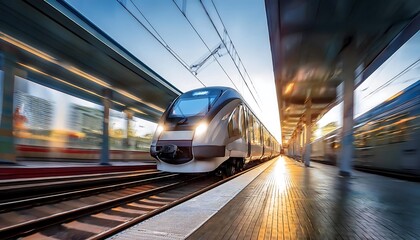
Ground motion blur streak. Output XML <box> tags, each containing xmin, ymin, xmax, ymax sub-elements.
<box><xmin>3</xmin><ymin>31</ymin><xmax>163</xmax><ymax>112</ymax></box>
<box><xmin>0</xmin><ymin>32</ymin><xmax>57</xmax><ymax>62</ymax></box>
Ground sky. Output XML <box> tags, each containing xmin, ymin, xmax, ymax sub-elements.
<box><xmin>63</xmin><ymin>0</ymin><xmax>282</xmax><ymax>141</ymax></box>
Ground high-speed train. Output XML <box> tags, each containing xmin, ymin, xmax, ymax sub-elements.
<box><xmin>310</xmin><ymin>81</ymin><xmax>420</xmax><ymax>175</ymax></box>
<box><xmin>150</xmin><ymin>87</ymin><xmax>281</xmax><ymax>175</ymax></box>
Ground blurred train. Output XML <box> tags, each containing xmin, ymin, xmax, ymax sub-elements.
<box><xmin>310</xmin><ymin>81</ymin><xmax>420</xmax><ymax>175</ymax></box>
<box><xmin>150</xmin><ymin>87</ymin><xmax>281</xmax><ymax>175</ymax></box>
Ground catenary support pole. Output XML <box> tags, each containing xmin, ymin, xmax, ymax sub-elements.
<box><xmin>339</xmin><ymin>43</ymin><xmax>358</xmax><ymax>176</ymax></box>
<box><xmin>0</xmin><ymin>52</ymin><xmax>16</xmax><ymax>163</ymax></box>
<box><xmin>296</xmin><ymin>126</ymin><xmax>301</xmax><ymax>161</ymax></box>
<box><xmin>304</xmin><ymin>99</ymin><xmax>312</xmax><ymax>167</ymax></box>
<box><xmin>339</xmin><ymin>70</ymin><xmax>355</xmax><ymax>176</ymax></box>
<box><xmin>100</xmin><ymin>89</ymin><xmax>112</xmax><ymax>165</ymax></box>
<box><xmin>124</xmin><ymin>109</ymin><xmax>133</xmax><ymax>160</ymax></box>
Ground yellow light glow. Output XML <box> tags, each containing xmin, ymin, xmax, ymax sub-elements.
<box><xmin>18</xmin><ymin>63</ymin><xmax>126</xmax><ymax>108</ymax></box>
<box><xmin>353</xmin><ymin>115</ymin><xmax>417</xmax><ymax>137</ymax></box>
<box><xmin>386</xmin><ymin>91</ymin><xmax>403</xmax><ymax>102</ymax></box>
<box><xmin>284</xmin><ymin>83</ymin><xmax>294</xmax><ymax>95</ymax></box>
<box><xmin>272</xmin><ymin>158</ymin><xmax>287</xmax><ymax>193</ymax></box>
<box><xmin>3</xmin><ymin>31</ymin><xmax>162</xmax><ymax>113</ymax></box>
<box><xmin>0</xmin><ymin>32</ymin><xmax>57</xmax><ymax>63</ymax></box>
<box><xmin>195</xmin><ymin>123</ymin><xmax>208</xmax><ymax>136</ymax></box>
<box><xmin>18</xmin><ymin>63</ymin><xmax>101</xmax><ymax>97</ymax></box>
<box><xmin>66</xmin><ymin>66</ymin><xmax>111</xmax><ymax>88</ymax></box>
<box><xmin>128</xmin><ymin>107</ymin><xmax>147</xmax><ymax>115</ymax></box>
<box><xmin>114</xmin><ymin>89</ymin><xmax>164</xmax><ymax>112</ymax></box>
<box><xmin>315</xmin><ymin>129</ymin><xmax>322</xmax><ymax>139</ymax></box>
<box><xmin>111</xmin><ymin>100</ymin><xmax>125</xmax><ymax>107</ymax></box>
<box><xmin>156</xmin><ymin>125</ymin><xmax>164</xmax><ymax>136</ymax></box>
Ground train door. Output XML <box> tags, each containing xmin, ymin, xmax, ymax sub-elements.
<box><xmin>253</xmin><ymin>118</ymin><xmax>263</xmax><ymax>160</ymax></box>
<box><xmin>246</xmin><ymin>111</ymin><xmax>253</xmax><ymax>161</ymax></box>
<box><xmin>227</xmin><ymin>105</ymin><xmax>247</xmax><ymax>157</ymax></box>
<box><xmin>241</xmin><ymin>107</ymin><xmax>247</xmax><ymax>158</ymax></box>
<box><xmin>239</xmin><ymin>105</ymin><xmax>249</xmax><ymax>158</ymax></box>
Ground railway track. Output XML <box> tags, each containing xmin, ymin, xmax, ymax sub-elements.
<box><xmin>0</xmin><ymin>169</ymin><xmax>159</xmax><ymax>188</ymax></box>
<box><xmin>0</xmin><ymin>171</ymin><xmax>178</xmax><ymax>213</ymax></box>
<box><xmin>0</xmin><ymin>162</ymin><xmax>263</xmax><ymax>239</ymax></box>
<box><xmin>0</xmin><ymin>170</ymin><xmax>168</xmax><ymax>205</ymax></box>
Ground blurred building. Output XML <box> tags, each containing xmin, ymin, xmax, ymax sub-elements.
<box><xmin>14</xmin><ymin>90</ymin><xmax>53</xmax><ymax>130</ymax></box>
<box><xmin>70</xmin><ymin>104</ymin><xmax>102</xmax><ymax>133</ymax></box>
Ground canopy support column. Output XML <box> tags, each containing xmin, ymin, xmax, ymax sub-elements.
<box><xmin>100</xmin><ymin>89</ymin><xmax>112</xmax><ymax>165</ymax></box>
<box><xmin>304</xmin><ymin>99</ymin><xmax>312</xmax><ymax>167</ymax></box>
<box><xmin>0</xmin><ymin>52</ymin><xmax>16</xmax><ymax>163</ymax></box>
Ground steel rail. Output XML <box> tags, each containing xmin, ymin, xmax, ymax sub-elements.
<box><xmin>0</xmin><ymin>169</ymin><xmax>157</xmax><ymax>187</ymax></box>
<box><xmin>0</xmin><ymin>171</ymin><xmax>165</xmax><ymax>202</ymax></box>
<box><xmin>89</xmin><ymin>160</ymin><xmax>274</xmax><ymax>240</ymax></box>
<box><xmin>0</xmin><ymin>174</ymin><xmax>201</xmax><ymax>240</ymax></box>
<box><xmin>0</xmin><ymin>173</ymin><xmax>179</xmax><ymax>212</ymax></box>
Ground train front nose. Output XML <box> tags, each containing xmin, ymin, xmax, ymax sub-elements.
<box><xmin>153</xmin><ymin>130</ymin><xmax>194</xmax><ymax>164</ymax></box>
<box><xmin>157</xmin><ymin>144</ymin><xmax>179</xmax><ymax>160</ymax></box>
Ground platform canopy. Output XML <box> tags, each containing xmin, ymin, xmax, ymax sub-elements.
<box><xmin>0</xmin><ymin>0</ymin><xmax>181</xmax><ymax>122</ymax></box>
<box><xmin>265</xmin><ymin>0</ymin><xmax>420</xmax><ymax>145</ymax></box>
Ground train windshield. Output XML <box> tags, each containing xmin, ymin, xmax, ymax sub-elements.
<box><xmin>169</xmin><ymin>89</ymin><xmax>222</xmax><ymax>118</ymax></box>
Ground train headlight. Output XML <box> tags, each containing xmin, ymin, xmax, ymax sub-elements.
<box><xmin>156</xmin><ymin>125</ymin><xmax>164</xmax><ymax>136</ymax></box>
<box><xmin>195</xmin><ymin>123</ymin><xmax>207</xmax><ymax>137</ymax></box>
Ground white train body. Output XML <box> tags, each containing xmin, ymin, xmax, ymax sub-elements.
<box><xmin>308</xmin><ymin>81</ymin><xmax>420</xmax><ymax>175</ymax></box>
<box><xmin>150</xmin><ymin>87</ymin><xmax>280</xmax><ymax>173</ymax></box>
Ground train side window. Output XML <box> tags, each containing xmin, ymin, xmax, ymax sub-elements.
<box><xmin>401</xmin><ymin>116</ymin><xmax>415</xmax><ymax>142</ymax></box>
<box><xmin>392</xmin><ymin>114</ymin><xmax>410</xmax><ymax>143</ymax></box>
<box><xmin>254</xmin><ymin>119</ymin><xmax>261</xmax><ymax>144</ymax></box>
<box><xmin>369</xmin><ymin>121</ymin><xmax>380</xmax><ymax>146</ymax></box>
<box><xmin>228</xmin><ymin>107</ymin><xmax>241</xmax><ymax>138</ymax></box>
<box><xmin>354</xmin><ymin>129</ymin><xmax>363</xmax><ymax>148</ymax></box>
<box><xmin>364</xmin><ymin>122</ymin><xmax>374</xmax><ymax>146</ymax></box>
<box><xmin>388</xmin><ymin>123</ymin><xmax>399</xmax><ymax>144</ymax></box>
<box><xmin>376</xmin><ymin>119</ymin><xmax>390</xmax><ymax>145</ymax></box>
<box><xmin>264</xmin><ymin>129</ymin><xmax>270</xmax><ymax>146</ymax></box>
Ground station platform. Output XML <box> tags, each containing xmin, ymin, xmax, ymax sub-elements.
<box><xmin>0</xmin><ymin>159</ymin><xmax>156</xmax><ymax>180</ymax></box>
<box><xmin>110</xmin><ymin>156</ymin><xmax>420</xmax><ymax>240</ymax></box>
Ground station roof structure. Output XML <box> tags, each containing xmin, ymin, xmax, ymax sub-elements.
<box><xmin>265</xmin><ymin>0</ymin><xmax>420</xmax><ymax>145</ymax></box>
<box><xmin>0</xmin><ymin>0</ymin><xmax>181</xmax><ymax>122</ymax></box>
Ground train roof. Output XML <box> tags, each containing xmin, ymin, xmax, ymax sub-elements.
<box><xmin>181</xmin><ymin>86</ymin><xmax>244</xmax><ymax>102</ymax></box>
<box><xmin>181</xmin><ymin>86</ymin><xmax>280</xmax><ymax>144</ymax></box>
<box><xmin>355</xmin><ymin>80</ymin><xmax>419</xmax><ymax>124</ymax></box>
<box><xmin>183</xmin><ymin>86</ymin><xmax>241</xmax><ymax>97</ymax></box>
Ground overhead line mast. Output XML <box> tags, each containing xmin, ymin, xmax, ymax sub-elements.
<box><xmin>117</xmin><ymin>0</ymin><xmax>206</xmax><ymax>87</ymax></box>
<box><xmin>190</xmin><ymin>43</ymin><xmax>224</xmax><ymax>75</ymax></box>
<box><xmin>199</xmin><ymin>0</ymin><xmax>262</xmax><ymax>110</ymax></box>
<box><xmin>171</xmin><ymin>0</ymin><xmax>240</xmax><ymax>91</ymax></box>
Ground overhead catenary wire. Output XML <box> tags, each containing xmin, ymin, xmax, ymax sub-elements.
<box><xmin>210</xmin><ymin>0</ymin><xmax>261</xmax><ymax>101</ymax></box>
<box><xmin>198</xmin><ymin>0</ymin><xmax>261</xmax><ymax>110</ymax></box>
<box><xmin>116</xmin><ymin>0</ymin><xmax>206</xmax><ymax>87</ymax></box>
<box><xmin>171</xmin><ymin>0</ymin><xmax>240</xmax><ymax>91</ymax></box>
<box><xmin>362</xmin><ymin>58</ymin><xmax>420</xmax><ymax>99</ymax></box>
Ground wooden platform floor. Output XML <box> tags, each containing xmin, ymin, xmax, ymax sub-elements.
<box><xmin>188</xmin><ymin>157</ymin><xmax>420</xmax><ymax>240</ymax></box>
